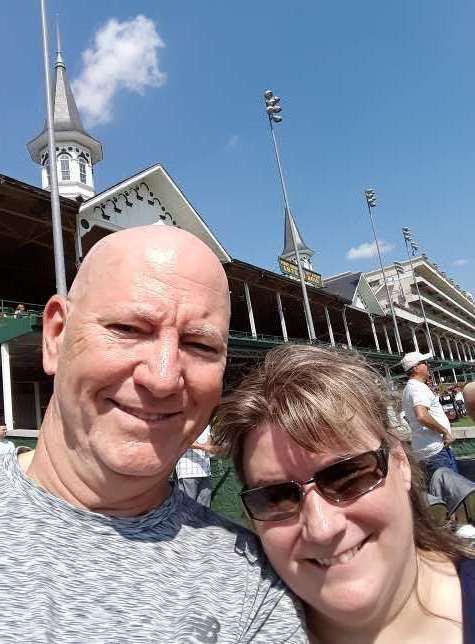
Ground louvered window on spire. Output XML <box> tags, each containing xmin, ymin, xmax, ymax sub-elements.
<box><xmin>78</xmin><ymin>158</ymin><xmax>87</xmax><ymax>184</ymax></box>
<box><xmin>60</xmin><ymin>155</ymin><xmax>71</xmax><ymax>181</ymax></box>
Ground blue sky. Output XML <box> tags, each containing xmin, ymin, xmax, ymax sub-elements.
<box><xmin>2</xmin><ymin>1</ymin><xmax>474</xmax><ymax>293</ymax></box>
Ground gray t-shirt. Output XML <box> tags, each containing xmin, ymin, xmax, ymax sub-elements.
<box><xmin>0</xmin><ymin>451</ymin><xmax>307</xmax><ymax>643</ymax></box>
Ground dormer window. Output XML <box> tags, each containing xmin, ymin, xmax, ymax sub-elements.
<box><xmin>79</xmin><ymin>158</ymin><xmax>87</xmax><ymax>184</ymax></box>
<box><xmin>60</xmin><ymin>154</ymin><xmax>71</xmax><ymax>181</ymax></box>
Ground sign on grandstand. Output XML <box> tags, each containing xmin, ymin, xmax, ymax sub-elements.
<box><xmin>278</xmin><ymin>258</ymin><xmax>323</xmax><ymax>288</ymax></box>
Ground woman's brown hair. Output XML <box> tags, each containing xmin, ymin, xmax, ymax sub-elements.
<box><xmin>213</xmin><ymin>343</ymin><xmax>474</xmax><ymax>560</ymax></box>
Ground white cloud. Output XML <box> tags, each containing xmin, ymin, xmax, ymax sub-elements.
<box><xmin>453</xmin><ymin>258</ymin><xmax>469</xmax><ymax>266</ymax></box>
<box><xmin>346</xmin><ymin>240</ymin><xmax>394</xmax><ymax>260</ymax></box>
<box><xmin>72</xmin><ymin>15</ymin><xmax>166</xmax><ymax>127</ymax></box>
<box><xmin>226</xmin><ymin>134</ymin><xmax>239</xmax><ymax>148</ymax></box>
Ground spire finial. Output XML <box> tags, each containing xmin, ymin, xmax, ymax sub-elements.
<box><xmin>55</xmin><ymin>15</ymin><xmax>65</xmax><ymax>67</ymax></box>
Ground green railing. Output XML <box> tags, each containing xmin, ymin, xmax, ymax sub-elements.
<box><xmin>0</xmin><ymin>314</ymin><xmax>42</xmax><ymax>344</ymax></box>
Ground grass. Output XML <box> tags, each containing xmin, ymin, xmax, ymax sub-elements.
<box><xmin>452</xmin><ymin>417</ymin><xmax>475</xmax><ymax>428</ymax></box>
<box><xmin>210</xmin><ymin>457</ymin><xmax>245</xmax><ymax>524</ymax></box>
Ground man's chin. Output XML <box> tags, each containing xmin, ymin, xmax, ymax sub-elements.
<box><xmin>96</xmin><ymin>445</ymin><xmax>173</xmax><ymax>479</ymax></box>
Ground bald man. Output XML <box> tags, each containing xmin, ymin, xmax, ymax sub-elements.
<box><xmin>0</xmin><ymin>227</ymin><xmax>305</xmax><ymax>643</ymax></box>
<box><xmin>464</xmin><ymin>382</ymin><xmax>475</xmax><ymax>421</ymax></box>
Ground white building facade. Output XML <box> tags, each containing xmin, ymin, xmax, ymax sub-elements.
<box><xmin>366</xmin><ymin>256</ymin><xmax>475</xmax><ymax>379</ymax></box>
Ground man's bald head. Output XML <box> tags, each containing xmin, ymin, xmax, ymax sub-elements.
<box><xmin>69</xmin><ymin>225</ymin><xmax>229</xmax><ymax>311</ymax></box>
<box><xmin>464</xmin><ymin>383</ymin><xmax>475</xmax><ymax>421</ymax></box>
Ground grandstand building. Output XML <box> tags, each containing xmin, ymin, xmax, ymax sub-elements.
<box><xmin>1</xmin><ymin>36</ymin><xmax>473</xmax><ymax>437</ymax></box>
<box><xmin>366</xmin><ymin>258</ymin><xmax>475</xmax><ymax>382</ymax></box>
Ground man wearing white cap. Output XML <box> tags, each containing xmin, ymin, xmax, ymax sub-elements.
<box><xmin>401</xmin><ymin>351</ymin><xmax>458</xmax><ymax>484</ymax></box>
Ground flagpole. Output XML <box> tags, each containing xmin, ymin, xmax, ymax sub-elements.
<box><xmin>40</xmin><ymin>0</ymin><xmax>67</xmax><ymax>296</ymax></box>
<box><xmin>364</xmin><ymin>190</ymin><xmax>402</xmax><ymax>353</ymax></box>
<box><xmin>401</xmin><ymin>228</ymin><xmax>434</xmax><ymax>355</ymax></box>
<box><xmin>393</xmin><ymin>262</ymin><xmax>405</xmax><ymax>302</ymax></box>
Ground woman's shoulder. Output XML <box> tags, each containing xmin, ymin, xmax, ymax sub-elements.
<box><xmin>419</xmin><ymin>554</ymin><xmax>462</xmax><ymax>623</ymax></box>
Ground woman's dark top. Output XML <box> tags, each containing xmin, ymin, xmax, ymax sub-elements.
<box><xmin>458</xmin><ymin>557</ymin><xmax>475</xmax><ymax>643</ymax></box>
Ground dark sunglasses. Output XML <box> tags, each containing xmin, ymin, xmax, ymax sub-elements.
<box><xmin>240</xmin><ymin>441</ymin><xmax>390</xmax><ymax>522</ymax></box>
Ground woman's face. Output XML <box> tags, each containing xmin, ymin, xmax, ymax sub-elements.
<box><xmin>242</xmin><ymin>423</ymin><xmax>416</xmax><ymax>630</ymax></box>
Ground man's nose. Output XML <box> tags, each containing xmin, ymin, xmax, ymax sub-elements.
<box><xmin>300</xmin><ymin>488</ymin><xmax>347</xmax><ymax>545</ymax></box>
<box><xmin>133</xmin><ymin>331</ymin><xmax>184</xmax><ymax>397</ymax></box>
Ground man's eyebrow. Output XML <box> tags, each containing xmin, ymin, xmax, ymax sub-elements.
<box><xmin>183</xmin><ymin>325</ymin><xmax>226</xmax><ymax>344</ymax></box>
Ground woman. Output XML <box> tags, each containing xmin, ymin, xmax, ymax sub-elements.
<box><xmin>213</xmin><ymin>344</ymin><xmax>475</xmax><ymax>643</ymax></box>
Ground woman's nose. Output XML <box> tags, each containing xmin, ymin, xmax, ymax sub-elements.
<box><xmin>300</xmin><ymin>487</ymin><xmax>347</xmax><ymax>545</ymax></box>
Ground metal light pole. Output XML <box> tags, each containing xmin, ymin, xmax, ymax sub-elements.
<box><xmin>263</xmin><ymin>90</ymin><xmax>316</xmax><ymax>341</ymax></box>
<box><xmin>401</xmin><ymin>228</ymin><xmax>435</xmax><ymax>355</ymax></box>
<box><xmin>364</xmin><ymin>189</ymin><xmax>403</xmax><ymax>353</ymax></box>
<box><xmin>40</xmin><ymin>0</ymin><xmax>67</xmax><ymax>296</ymax></box>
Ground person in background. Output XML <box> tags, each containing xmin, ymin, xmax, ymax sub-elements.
<box><xmin>176</xmin><ymin>424</ymin><xmax>213</xmax><ymax>507</ymax></box>
<box><xmin>401</xmin><ymin>351</ymin><xmax>458</xmax><ymax>484</ymax></box>
<box><xmin>213</xmin><ymin>345</ymin><xmax>475</xmax><ymax>644</ymax></box>
<box><xmin>13</xmin><ymin>303</ymin><xmax>27</xmax><ymax>318</ymax></box>
<box><xmin>0</xmin><ymin>226</ymin><xmax>305</xmax><ymax>643</ymax></box>
<box><xmin>0</xmin><ymin>425</ymin><xmax>14</xmax><ymax>455</ymax></box>
<box><xmin>464</xmin><ymin>383</ymin><xmax>475</xmax><ymax>421</ymax></box>
<box><xmin>455</xmin><ymin>387</ymin><xmax>467</xmax><ymax>417</ymax></box>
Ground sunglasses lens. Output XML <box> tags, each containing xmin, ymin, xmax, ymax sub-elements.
<box><xmin>317</xmin><ymin>451</ymin><xmax>386</xmax><ymax>502</ymax></box>
<box><xmin>242</xmin><ymin>482</ymin><xmax>301</xmax><ymax>521</ymax></box>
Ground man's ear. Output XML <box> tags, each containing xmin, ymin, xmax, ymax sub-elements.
<box><xmin>42</xmin><ymin>295</ymin><xmax>68</xmax><ymax>375</ymax></box>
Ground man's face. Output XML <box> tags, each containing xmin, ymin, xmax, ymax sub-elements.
<box><xmin>412</xmin><ymin>360</ymin><xmax>428</xmax><ymax>380</ymax></box>
<box><xmin>50</xmin><ymin>246</ymin><xmax>229</xmax><ymax>479</ymax></box>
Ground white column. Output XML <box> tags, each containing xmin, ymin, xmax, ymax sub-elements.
<box><xmin>275</xmin><ymin>293</ymin><xmax>288</xmax><ymax>342</ymax></box>
<box><xmin>243</xmin><ymin>282</ymin><xmax>257</xmax><ymax>339</ymax></box>
<box><xmin>462</xmin><ymin>344</ymin><xmax>468</xmax><ymax>362</ymax></box>
<box><xmin>383</xmin><ymin>324</ymin><xmax>393</xmax><ymax>354</ymax></box>
<box><xmin>452</xmin><ymin>368</ymin><xmax>458</xmax><ymax>383</ymax></box>
<box><xmin>436</xmin><ymin>335</ymin><xmax>445</xmax><ymax>360</ymax></box>
<box><xmin>455</xmin><ymin>342</ymin><xmax>462</xmax><ymax>361</ymax></box>
<box><xmin>342</xmin><ymin>308</ymin><xmax>352</xmax><ymax>350</ymax></box>
<box><xmin>33</xmin><ymin>381</ymin><xmax>42</xmax><ymax>430</ymax></box>
<box><xmin>1</xmin><ymin>343</ymin><xmax>13</xmax><ymax>431</ymax></box>
<box><xmin>324</xmin><ymin>306</ymin><xmax>335</xmax><ymax>347</ymax></box>
<box><xmin>369</xmin><ymin>315</ymin><xmax>380</xmax><ymax>352</ymax></box>
<box><xmin>424</xmin><ymin>331</ymin><xmax>431</xmax><ymax>354</ymax></box>
<box><xmin>411</xmin><ymin>327</ymin><xmax>420</xmax><ymax>352</ymax></box>
<box><xmin>446</xmin><ymin>337</ymin><xmax>454</xmax><ymax>360</ymax></box>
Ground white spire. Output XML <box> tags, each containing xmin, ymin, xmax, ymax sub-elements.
<box><xmin>27</xmin><ymin>24</ymin><xmax>103</xmax><ymax>201</ymax></box>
